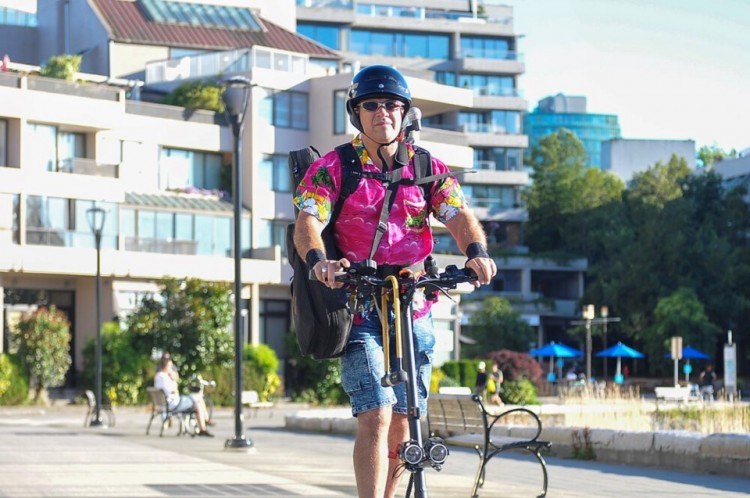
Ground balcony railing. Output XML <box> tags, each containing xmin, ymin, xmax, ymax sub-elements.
<box><xmin>25</xmin><ymin>228</ymin><xmax>117</xmax><ymax>249</ymax></box>
<box><xmin>58</xmin><ymin>158</ymin><xmax>119</xmax><ymax>178</ymax></box>
<box><xmin>473</xmin><ymin>86</ymin><xmax>521</xmax><ymax>97</ymax></box>
<box><xmin>145</xmin><ymin>47</ymin><xmax>311</xmax><ymax>85</ymax></box>
<box><xmin>354</xmin><ymin>3</ymin><xmax>512</xmax><ymax>24</ymax></box>
<box><xmin>124</xmin><ymin>236</ymin><xmax>199</xmax><ymax>255</ymax></box>
<box><xmin>460</xmin><ymin>49</ymin><xmax>523</xmax><ymax>61</ymax></box>
<box><xmin>461</xmin><ymin>123</ymin><xmax>519</xmax><ymax>134</ymax></box>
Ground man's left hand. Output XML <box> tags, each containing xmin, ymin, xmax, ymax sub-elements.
<box><xmin>466</xmin><ymin>257</ymin><xmax>497</xmax><ymax>287</ymax></box>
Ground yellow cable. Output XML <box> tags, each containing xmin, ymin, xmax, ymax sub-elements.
<box><xmin>385</xmin><ymin>275</ymin><xmax>402</xmax><ymax>360</ymax></box>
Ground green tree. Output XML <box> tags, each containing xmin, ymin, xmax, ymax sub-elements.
<box><xmin>40</xmin><ymin>54</ymin><xmax>82</xmax><ymax>81</ymax></box>
<box><xmin>643</xmin><ymin>288</ymin><xmax>722</xmax><ymax>375</ymax></box>
<box><xmin>126</xmin><ymin>278</ymin><xmax>234</xmax><ymax>378</ymax></box>
<box><xmin>162</xmin><ymin>80</ymin><xmax>225</xmax><ymax>112</ymax></box>
<box><xmin>697</xmin><ymin>144</ymin><xmax>737</xmax><ymax>169</ymax></box>
<box><xmin>524</xmin><ymin>129</ymin><xmax>624</xmax><ymax>253</ymax></box>
<box><xmin>464</xmin><ymin>297</ymin><xmax>535</xmax><ymax>356</ymax></box>
<box><xmin>13</xmin><ymin>307</ymin><xmax>71</xmax><ymax>402</ymax></box>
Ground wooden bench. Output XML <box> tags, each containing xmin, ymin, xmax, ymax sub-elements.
<box><xmin>654</xmin><ymin>386</ymin><xmax>698</xmax><ymax>404</ymax></box>
<box><xmin>428</xmin><ymin>393</ymin><xmax>551</xmax><ymax>498</ymax></box>
<box><xmin>241</xmin><ymin>390</ymin><xmax>274</xmax><ymax>417</ymax></box>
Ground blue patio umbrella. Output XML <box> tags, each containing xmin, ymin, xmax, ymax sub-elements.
<box><xmin>530</xmin><ymin>342</ymin><xmax>583</xmax><ymax>381</ymax></box>
<box><xmin>662</xmin><ymin>345</ymin><xmax>710</xmax><ymax>360</ymax></box>
<box><xmin>596</xmin><ymin>342</ymin><xmax>644</xmax><ymax>383</ymax></box>
<box><xmin>663</xmin><ymin>345</ymin><xmax>710</xmax><ymax>382</ymax></box>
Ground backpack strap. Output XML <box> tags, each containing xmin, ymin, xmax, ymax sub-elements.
<box><xmin>332</xmin><ymin>143</ymin><xmax>362</xmax><ymax>226</ymax></box>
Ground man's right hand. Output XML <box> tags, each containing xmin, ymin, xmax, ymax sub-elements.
<box><xmin>313</xmin><ymin>258</ymin><xmax>350</xmax><ymax>288</ymax></box>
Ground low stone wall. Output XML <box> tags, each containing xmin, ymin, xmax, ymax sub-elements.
<box><xmin>285</xmin><ymin>409</ymin><xmax>750</xmax><ymax>478</ymax></box>
<box><xmin>539</xmin><ymin>426</ymin><xmax>750</xmax><ymax>478</ymax></box>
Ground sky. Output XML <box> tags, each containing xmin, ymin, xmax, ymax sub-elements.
<box><xmin>507</xmin><ymin>0</ymin><xmax>749</xmax><ymax>153</ymax></box>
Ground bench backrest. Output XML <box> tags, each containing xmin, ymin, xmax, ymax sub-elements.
<box><xmin>147</xmin><ymin>387</ymin><xmax>168</xmax><ymax>412</ymax></box>
<box><xmin>428</xmin><ymin>393</ymin><xmax>485</xmax><ymax>438</ymax></box>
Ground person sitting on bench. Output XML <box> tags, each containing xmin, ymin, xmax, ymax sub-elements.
<box><xmin>154</xmin><ymin>356</ymin><xmax>213</xmax><ymax>437</ymax></box>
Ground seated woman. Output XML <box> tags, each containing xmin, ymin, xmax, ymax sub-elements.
<box><xmin>154</xmin><ymin>356</ymin><xmax>213</xmax><ymax>437</ymax></box>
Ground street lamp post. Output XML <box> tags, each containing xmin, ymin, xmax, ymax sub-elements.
<box><xmin>86</xmin><ymin>205</ymin><xmax>106</xmax><ymax>427</ymax></box>
<box><xmin>222</xmin><ymin>76</ymin><xmax>254</xmax><ymax>450</ymax></box>
<box><xmin>582</xmin><ymin>304</ymin><xmax>595</xmax><ymax>383</ymax></box>
<box><xmin>601</xmin><ymin>305</ymin><xmax>609</xmax><ymax>378</ymax></box>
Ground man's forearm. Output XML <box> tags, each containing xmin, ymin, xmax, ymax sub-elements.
<box><xmin>293</xmin><ymin>211</ymin><xmax>327</xmax><ymax>261</ymax></box>
<box><xmin>444</xmin><ymin>206</ymin><xmax>488</xmax><ymax>254</ymax></box>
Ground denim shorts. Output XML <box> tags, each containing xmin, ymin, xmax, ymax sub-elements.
<box><xmin>340</xmin><ymin>308</ymin><xmax>435</xmax><ymax>416</ymax></box>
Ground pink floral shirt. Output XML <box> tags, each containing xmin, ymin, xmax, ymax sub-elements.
<box><xmin>293</xmin><ymin>137</ymin><xmax>466</xmax><ymax>318</ymax></box>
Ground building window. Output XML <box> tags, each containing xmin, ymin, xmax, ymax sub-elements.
<box><xmin>350</xmin><ymin>29</ymin><xmax>449</xmax><ymax>59</ymax></box>
<box><xmin>0</xmin><ymin>119</ymin><xmax>6</xmax><ymax>166</ymax></box>
<box><xmin>0</xmin><ymin>193</ymin><xmax>19</xmax><ymax>244</ymax></box>
<box><xmin>459</xmin><ymin>111</ymin><xmax>521</xmax><ymax>134</ymax></box>
<box><xmin>258</xmin><ymin>219</ymin><xmax>289</xmax><ymax>254</ymax></box>
<box><xmin>260</xmin><ymin>154</ymin><xmax>291</xmax><ymax>192</ymax></box>
<box><xmin>460</xmin><ymin>36</ymin><xmax>513</xmax><ymax>60</ymax></box>
<box><xmin>159</xmin><ymin>148</ymin><xmax>223</xmax><ymax>191</ymax></box>
<box><xmin>263</xmin><ymin>91</ymin><xmax>309</xmax><ymax>130</ymax></box>
<box><xmin>27</xmin><ymin>123</ymin><xmax>86</xmax><ymax>172</ymax></box>
<box><xmin>334</xmin><ymin>89</ymin><xmax>347</xmax><ymax>134</ymax></box>
<box><xmin>297</xmin><ymin>23</ymin><xmax>341</xmax><ymax>50</ymax></box>
<box><xmin>474</xmin><ymin>147</ymin><xmax>524</xmax><ymax>171</ymax></box>
<box><xmin>462</xmin><ymin>184</ymin><xmax>520</xmax><ymax>210</ymax></box>
<box><xmin>122</xmin><ymin>207</ymin><xmax>238</xmax><ymax>256</ymax></box>
<box><xmin>26</xmin><ymin>196</ymin><xmax>117</xmax><ymax>248</ymax></box>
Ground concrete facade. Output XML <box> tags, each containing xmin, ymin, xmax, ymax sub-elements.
<box><xmin>601</xmin><ymin>138</ymin><xmax>697</xmax><ymax>183</ymax></box>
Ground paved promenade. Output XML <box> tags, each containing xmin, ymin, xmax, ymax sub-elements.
<box><xmin>0</xmin><ymin>404</ymin><xmax>748</xmax><ymax>498</ymax></box>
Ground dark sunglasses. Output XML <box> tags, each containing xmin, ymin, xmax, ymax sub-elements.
<box><xmin>358</xmin><ymin>100</ymin><xmax>405</xmax><ymax>112</ymax></box>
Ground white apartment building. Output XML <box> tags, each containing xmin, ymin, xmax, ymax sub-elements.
<box><xmin>0</xmin><ymin>0</ymin><xmax>586</xmax><ymax>385</ymax></box>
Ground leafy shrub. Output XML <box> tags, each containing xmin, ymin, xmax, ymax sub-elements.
<box><xmin>440</xmin><ymin>359</ymin><xmax>483</xmax><ymax>388</ymax></box>
<box><xmin>203</xmin><ymin>344</ymin><xmax>281</xmax><ymax>406</ymax></box>
<box><xmin>40</xmin><ymin>54</ymin><xmax>81</xmax><ymax>80</ymax></box>
<box><xmin>13</xmin><ymin>306</ymin><xmax>71</xmax><ymax>401</ymax></box>
<box><xmin>243</xmin><ymin>343</ymin><xmax>281</xmax><ymax>402</ymax></box>
<box><xmin>284</xmin><ymin>333</ymin><xmax>347</xmax><ymax>406</ymax></box>
<box><xmin>162</xmin><ymin>80</ymin><xmax>224</xmax><ymax>112</ymax></box>
<box><xmin>0</xmin><ymin>354</ymin><xmax>29</xmax><ymax>405</ymax></box>
<box><xmin>501</xmin><ymin>378</ymin><xmax>539</xmax><ymax>405</ymax></box>
<box><xmin>81</xmin><ymin>322</ymin><xmax>152</xmax><ymax>405</ymax></box>
<box><xmin>431</xmin><ymin>367</ymin><xmax>460</xmax><ymax>393</ymax></box>
<box><xmin>487</xmin><ymin>349</ymin><xmax>544</xmax><ymax>386</ymax></box>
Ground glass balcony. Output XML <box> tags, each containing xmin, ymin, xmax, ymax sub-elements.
<box><xmin>145</xmin><ymin>47</ymin><xmax>312</xmax><ymax>85</ymax></box>
<box><xmin>57</xmin><ymin>158</ymin><xmax>119</xmax><ymax>178</ymax></box>
<box><xmin>296</xmin><ymin>0</ymin><xmax>353</xmax><ymax>8</ymax></box>
<box><xmin>124</xmin><ymin>236</ymin><xmax>199</xmax><ymax>255</ymax></box>
<box><xmin>25</xmin><ymin>228</ymin><xmax>117</xmax><ymax>249</ymax></box>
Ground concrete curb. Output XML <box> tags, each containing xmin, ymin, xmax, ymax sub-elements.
<box><xmin>285</xmin><ymin>410</ymin><xmax>750</xmax><ymax>478</ymax></box>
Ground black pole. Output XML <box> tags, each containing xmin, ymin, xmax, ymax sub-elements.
<box><xmin>90</xmin><ymin>230</ymin><xmax>104</xmax><ymax>427</ymax></box>
<box><xmin>225</xmin><ymin>85</ymin><xmax>253</xmax><ymax>450</ymax></box>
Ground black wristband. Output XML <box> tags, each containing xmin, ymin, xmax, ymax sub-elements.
<box><xmin>305</xmin><ymin>248</ymin><xmax>326</xmax><ymax>268</ymax></box>
<box><xmin>466</xmin><ymin>242</ymin><xmax>489</xmax><ymax>260</ymax></box>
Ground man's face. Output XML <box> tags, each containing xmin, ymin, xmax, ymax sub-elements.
<box><xmin>355</xmin><ymin>98</ymin><xmax>405</xmax><ymax>143</ymax></box>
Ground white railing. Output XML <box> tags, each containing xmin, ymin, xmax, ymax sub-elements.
<box><xmin>145</xmin><ymin>47</ymin><xmax>311</xmax><ymax>85</ymax></box>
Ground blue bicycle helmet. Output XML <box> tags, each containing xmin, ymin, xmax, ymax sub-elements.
<box><xmin>346</xmin><ymin>65</ymin><xmax>411</xmax><ymax>132</ymax></box>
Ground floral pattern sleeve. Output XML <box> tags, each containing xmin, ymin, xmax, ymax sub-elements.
<box><xmin>292</xmin><ymin>153</ymin><xmax>341</xmax><ymax>224</ymax></box>
<box><xmin>429</xmin><ymin>159</ymin><xmax>466</xmax><ymax>224</ymax></box>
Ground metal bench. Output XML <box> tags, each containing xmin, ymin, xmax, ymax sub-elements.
<box><xmin>241</xmin><ymin>390</ymin><xmax>274</xmax><ymax>418</ymax></box>
<box><xmin>145</xmin><ymin>387</ymin><xmax>195</xmax><ymax>437</ymax></box>
<box><xmin>427</xmin><ymin>393</ymin><xmax>551</xmax><ymax>498</ymax></box>
<box><xmin>83</xmin><ymin>389</ymin><xmax>115</xmax><ymax>427</ymax></box>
